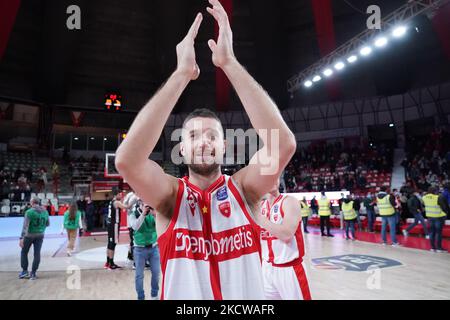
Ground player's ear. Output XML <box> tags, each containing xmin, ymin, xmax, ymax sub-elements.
<box><xmin>223</xmin><ymin>139</ymin><xmax>226</xmax><ymax>154</ymax></box>
<box><xmin>180</xmin><ymin>142</ymin><xmax>186</xmax><ymax>157</ymax></box>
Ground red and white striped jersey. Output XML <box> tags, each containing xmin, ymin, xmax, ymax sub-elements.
<box><xmin>157</xmin><ymin>175</ymin><xmax>265</xmax><ymax>300</ymax></box>
<box><xmin>260</xmin><ymin>194</ymin><xmax>306</xmax><ymax>265</ymax></box>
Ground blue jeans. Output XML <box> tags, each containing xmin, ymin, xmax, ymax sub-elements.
<box><xmin>21</xmin><ymin>236</ymin><xmax>44</xmax><ymax>273</ymax></box>
<box><xmin>381</xmin><ymin>215</ymin><xmax>398</xmax><ymax>244</ymax></box>
<box><xmin>345</xmin><ymin>219</ymin><xmax>356</xmax><ymax>238</ymax></box>
<box><xmin>406</xmin><ymin>212</ymin><xmax>429</xmax><ymax>235</ymax></box>
<box><xmin>429</xmin><ymin>217</ymin><xmax>446</xmax><ymax>250</ymax></box>
<box><xmin>366</xmin><ymin>209</ymin><xmax>375</xmax><ymax>232</ymax></box>
<box><xmin>134</xmin><ymin>246</ymin><xmax>160</xmax><ymax>300</ymax></box>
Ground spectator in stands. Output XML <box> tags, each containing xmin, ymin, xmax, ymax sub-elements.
<box><xmin>403</xmin><ymin>188</ymin><xmax>429</xmax><ymax>239</ymax></box>
<box><xmin>423</xmin><ymin>186</ymin><xmax>449</xmax><ymax>253</ymax></box>
<box><xmin>25</xmin><ymin>167</ymin><xmax>33</xmax><ymax>183</ymax></box>
<box><xmin>318</xmin><ymin>191</ymin><xmax>334</xmax><ymax>237</ymax></box>
<box><xmin>19</xmin><ymin>197</ymin><xmax>49</xmax><ymax>280</ymax></box>
<box><xmin>52</xmin><ymin>162</ymin><xmax>59</xmax><ymax>194</ymax></box>
<box><xmin>17</xmin><ymin>174</ymin><xmax>27</xmax><ymax>190</ymax></box>
<box><xmin>62</xmin><ymin>202</ymin><xmax>83</xmax><ymax>256</ymax></box>
<box><xmin>1</xmin><ymin>178</ymin><xmax>8</xmax><ymax>200</ymax></box>
<box><xmin>37</xmin><ymin>168</ymin><xmax>47</xmax><ymax>193</ymax></box>
<box><xmin>376</xmin><ymin>187</ymin><xmax>400</xmax><ymax>246</ymax></box>
<box><xmin>443</xmin><ymin>183</ymin><xmax>450</xmax><ymax>206</ymax></box>
<box><xmin>13</xmin><ymin>185</ymin><xmax>22</xmax><ymax>202</ymax></box>
<box><xmin>24</xmin><ymin>185</ymin><xmax>31</xmax><ymax>202</ymax></box>
<box><xmin>364</xmin><ymin>193</ymin><xmax>376</xmax><ymax>233</ymax></box>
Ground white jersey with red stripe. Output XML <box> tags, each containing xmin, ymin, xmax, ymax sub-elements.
<box><xmin>260</xmin><ymin>194</ymin><xmax>305</xmax><ymax>265</ymax></box>
<box><xmin>260</xmin><ymin>194</ymin><xmax>311</xmax><ymax>300</ymax></box>
<box><xmin>157</xmin><ymin>175</ymin><xmax>265</xmax><ymax>300</ymax></box>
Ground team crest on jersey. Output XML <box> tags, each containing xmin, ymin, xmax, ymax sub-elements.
<box><xmin>273</xmin><ymin>205</ymin><xmax>279</xmax><ymax>213</ymax></box>
<box><xmin>216</xmin><ymin>186</ymin><xmax>228</xmax><ymax>201</ymax></box>
<box><xmin>272</xmin><ymin>212</ymin><xmax>281</xmax><ymax>223</ymax></box>
<box><xmin>186</xmin><ymin>188</ymin><xmax>199</xmax><ymax>217</ymax></box>
<box><xmin>218</xmin><ymin>201</ymin><xmax>231</xmax><ymax>218</ymax></box>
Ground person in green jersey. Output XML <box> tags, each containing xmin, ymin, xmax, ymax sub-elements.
<box><xmin>19</xmin><ymin>197</ymin><xmax>49</xmax><ymax>280</ymax></box>
<box><xmin>129</xmin><ymin>199</ymin><xmax>160</xmax><ymax>300</ymax></box>
<box><xmin>62</xmin><ymin>202</ymin><xmax>83</xmax><ymax>256</ymax></box>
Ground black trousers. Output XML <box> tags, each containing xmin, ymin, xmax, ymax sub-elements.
<box><xmin>128</xmin><ymin>227</ymin><xmax>134</xmax><ymax>260</ymax></box>
<box><xmin>302</xmin><ymin>217</ymin><xmax>309</xmax><ymax>232</ymax></box>
<box><xmin>320</xmin><ymin>216</ymin><xmax>331</xmax><ymax>235</ymax></box>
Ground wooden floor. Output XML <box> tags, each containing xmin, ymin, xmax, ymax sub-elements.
<box><xmin>0</xmin><ymin>231</ymin><xmax>449</xmax><ymax>300</ymax></box>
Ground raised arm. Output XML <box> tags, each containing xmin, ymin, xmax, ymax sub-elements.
<box><xmin>255</xmin><ymin>197</ymin><xmax>301</xmax><ymax>243</ymax></box>
<box><xmin>115</xmin><ymin>13</ymin><xmax>203</xmax><ymax>213</ymax></box>
<box><xmin>206</xmin><ymin>0</ymin><xmax>296</xmax><ymax>204</ymax></box>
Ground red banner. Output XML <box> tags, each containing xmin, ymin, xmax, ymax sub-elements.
<box><xmin>0</xmin><ymin>0</ymin><xmax>21</xmax><ymax>61</ymax></box>
<box><xmin>432</xmin><ymin>2</ymin><xmax>450</xmax><ymax>60</ymax></box>
<box><xmin>311</xmin><ymin>0</ymin><xmax>340</xmax><ymax>100</ymax></box>
<box><xmin>70</xmin><ymin>111</ymin><xmax>85</xmax><ymax>127</ymax></box>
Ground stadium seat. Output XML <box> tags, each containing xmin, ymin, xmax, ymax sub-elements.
<box><xmin>12</xmin><ymin>205</ymin><xmax>21</xmax><ymax>213</ymax></box>
<box><xmin>37</xmin><ymin>193</ymin><xmax>45</xmax><ymax>200</ymax></box>
<box><xmin>1</xmin><ymin>205</ymin><xmax>10</xmax><ymax>216</ymax></box>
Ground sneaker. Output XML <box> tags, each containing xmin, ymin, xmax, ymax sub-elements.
<box><xmin>19</xmin><ymin>271</ymin><xmax>29</xmax><ymax>279</ymax></box>
<box><xmin>150</xmin><ymin>296</ymin><xmax>159</xmax><ymax>300</ymax></box>
<box><xmin>381</xmin><ymin>242</ymin><xmax>387</xmax><ymax>246</ymax></box>
<box><xmin>430</xmin><ymin>249</ymin><xmax>436</xmax><ymax>252</ymax></box>
<box><xmin>145</xmin><ymin>262</ymin><xmax>151</xmax><ymax>269</ymax></box>
<box><xmin>352</xmin><ymin>238</ymin><xmax>356</xmax><ymax>242</ymax></box>
<box><xmin>327</xmin><ymin>234</ymin><xmax>334</xmax><ymax>238</ymax></box>
<box><xmin>109</xmin><ymin>264</ymin><xmax>122</xmax><ymax>270</ymax></box>
<box><xmin>392</xmin><ymin>242</ymin><xmax>401</xmax><ymax>247</ymax></box>
<box><xmin>345</xmin><ymin>237</ymin><xmax>350</xmax><ymax>240</ymax></box>
<box><xmin>304</xmin><ymin>230</ymin><xmax>310</xmax><ymax>234</ymax></box>
<box><xmin>425</xmin><ymin>235</ymin><xmax>430</xmax><ymax>240</ymax></box>
<box><xmin>321</xmin><ymin>234</ymin><xmax>326</xmax><ymax>237</ymax></box>
<box><xmin>402</xmin><ymin>230</ymin><xmax>408</xmax><ymax>237</ymax></box>
<box><xmin>67</xmin><ymin>250</ymin><xmax>72</xmax><ymax>257</ymax></box>
<box><xmin>436</xmin><ymin>249</ymin><xmax>447</xmax><ymax>253</ymax></box>
<box><xmin>132</xmin><ymin>263</ymin><xmax>136</xmax><ymax>270</ymax></box>
<box><xmin>29</xmin><ymin>272</ymin><xmax>37</xmax><ymax>280</ymax></box>
<box><xmin>103</xmin><ymin>262</ymin><xmax>110</xmax><ymax>269</ymax></box>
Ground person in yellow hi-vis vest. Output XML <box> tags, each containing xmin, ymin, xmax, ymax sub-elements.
<box><xmin>376</xmin><ymin>186</ymin><xmax>400</xmax><ymax>246</ymax></box>
<box><xmin>318</xmin><ymin>191</ymin><xmax>334</xmax><ymax>237</ymax></box>
<box><xmin>342</xmin><ymin>195</ymin><xmax>358</xmax><ymax>241</ymax></box>
<box><xmin>423</xmin><ymin>186</ymin><xmax>448</xmax><ymax>253</ymax></box>
<box><xmin>300</xmin><ymin>197</ymin><xmax>311</xmax><ymax>234</ymax></box>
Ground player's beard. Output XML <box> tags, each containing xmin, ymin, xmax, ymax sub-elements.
<box><xmin>187</xmin><ymin>163</ymin><xmax>221</xmax><ymax>177</ymax></box>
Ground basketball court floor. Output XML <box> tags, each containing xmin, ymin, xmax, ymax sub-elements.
<box><xmin>1</xmin><ymin>226</ymin><xmax>449</xmax><ymax>300</ymax></box>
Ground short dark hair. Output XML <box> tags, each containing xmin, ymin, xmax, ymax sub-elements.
<box><xmin>428</xmin><ymin>186</ymin><xmax>438</xmax><ymax>194</ymax></box>
<box><xmin>182</xmin><ymin>108</ymin><xmax>222</xmax><ymax>128</ymax></box>
<box><xmin>380</xmin><ymin>186</ymin><xmax>388</xmax><ymax>192</ymax></box>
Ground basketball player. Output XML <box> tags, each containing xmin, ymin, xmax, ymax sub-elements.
<box><xmin>115</xmin><ymin>0</ymin><xmax>297</xmax><ymax>299</ymax></box>
<box><xmin>105</xmin><ymin>190</ymin><xmax>132</xmax><ymax>270</ymax></box>
<box><xmin>256</xmin><ymin>180</ymin><xmax>311</xmax><ymax>300</ymax></box>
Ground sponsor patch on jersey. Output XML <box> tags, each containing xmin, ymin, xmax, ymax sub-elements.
<box><xmin>273</xmin><ymin>205</ymin><xmax>279</xmax><ymax>213</ymax></box>
<box><xmin>219</xmin><ymin>201</ymin><xmax>231</xmax><ymax>218</ymax></box>
<box><xmin>216</xmin><ymin>186</ymin><xmax>228</xmax><ymax>201</ymax></box>
<box><xmin>272</xmin><ymin>212</ymin><xmax>281</xmax><ymax>223</ymax></box>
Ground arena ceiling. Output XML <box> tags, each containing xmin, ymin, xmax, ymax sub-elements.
<box><xmin>0</xmin><ymin>0</ymin><xmax>449</xmax><ymax>116</ymax></box>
